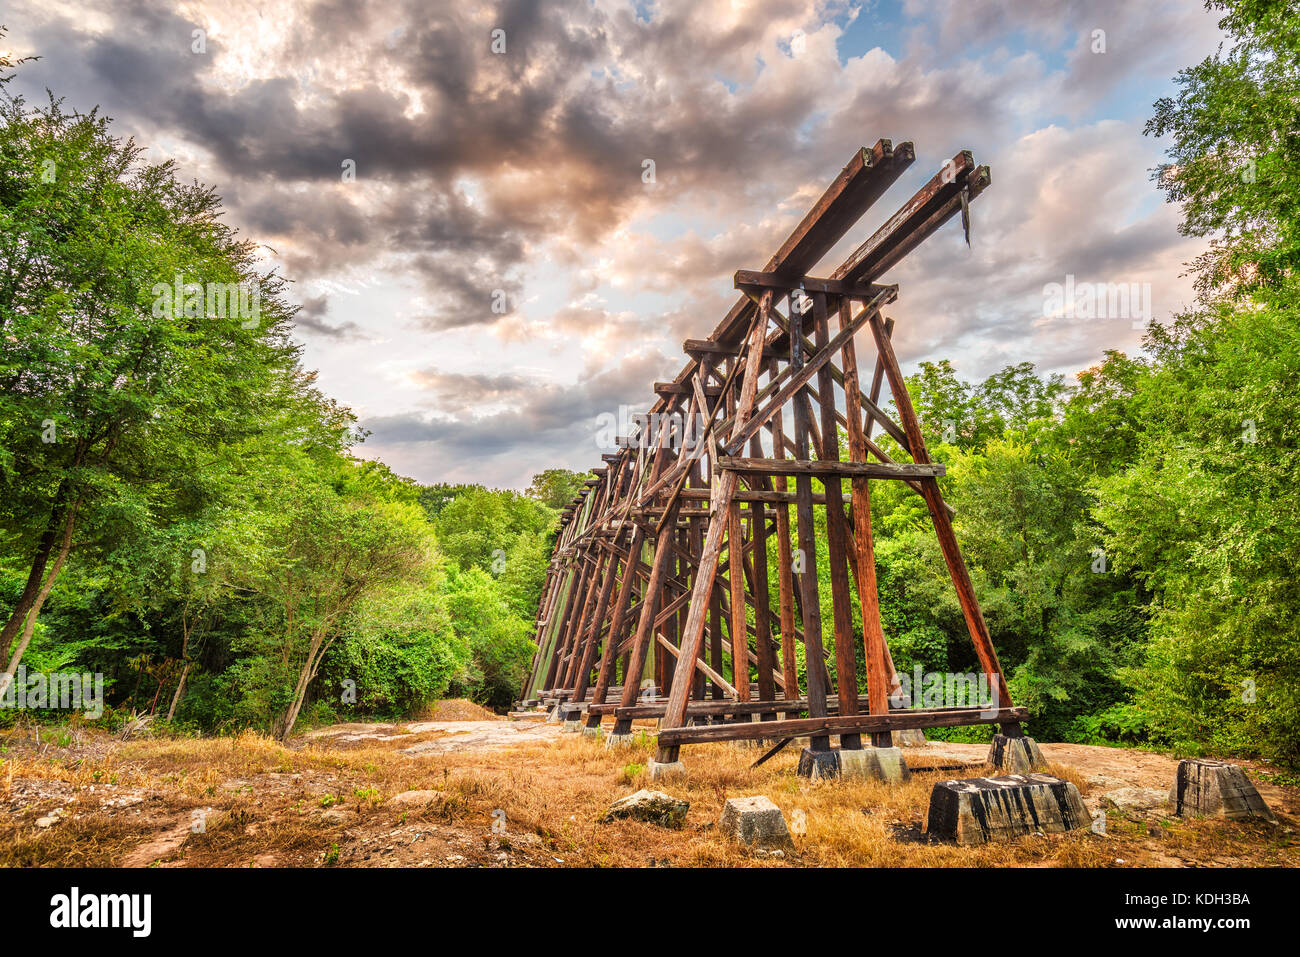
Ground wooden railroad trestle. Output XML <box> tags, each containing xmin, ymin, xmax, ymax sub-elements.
<box><xmin>520</xmin><ymin>139</ymin><xmax>1024</xmax><ymax>767</ymax></box>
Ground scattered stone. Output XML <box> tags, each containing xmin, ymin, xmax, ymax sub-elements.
<box><xmin>926</xmin><ymin>773</ymin><xmax>1090</xmax><ymax>845</ymax></box>
<box><xmin>603</xmin><ymin>789</ymin><xmax>689</xmax><ymax>828</ymax></box>
<box><xmin>719</xmin><ymin>796</ymin><xmax>794</xmax><ymax>850</ymax></box>
<box><xmin>387</xmin><ymin>789</ymin><xmax>446</xmax><ymax>808</ymax></box>
<box><xmin>987</xmin><ymin>734</ymin><xmax>1046</xmax><ymax>773</ymax></box>
<box><xmin>36</xmin><ymin>815</ymin><xmax>60</xmax><ymax>828</ymax></box>
<box><xmin>321</xmin><ymin>807</ymin><xmax>356</xmax><ymax>824</ymax></box>
<box><xmin>1102</xmin><ymin>786</ymin><xmax>1169</xmax><ymax>814</ymax></box>
<box><xmin>102</xmin><ymin>795</ymin><xmax>145</xmax><ymax>809</ymax></box>
<box><xmin>1169</xmin><ymin>759</ymin><xmax>1275</xmax><ymax>822</ymax></box>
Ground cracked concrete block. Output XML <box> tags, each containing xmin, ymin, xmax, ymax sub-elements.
<box><xmin>648</xmin><ymin>759</ymin><xmax>684</xmax><ymax>781</ymax></box>
<box><xmin>1170</xmin><ymin>759</ymin><xmax>1275</xmax><ymax>822</ymax></box>
<box><xmin>797</xmin><ymin>747</ymin><xmax>840</xmax><ymax>779</ymax></box>
<box><xmin>719</xmin><ymin>796</ymin><xmax>793</xmax><ymax>850</ymax></box>
<box><xmin>987</xmin><ymin>734</ymin><xmax>1046</xmax><ymax>772</ymax></box>
<box><xmin>840</xmin><ymin>746</ymin><xmax>911</xmax><ymax>783</ymax></box>
<box><xmin>926</xmin><ymin>773</ymin><xmax>1090</xmax><ymax>845</ymax></box>
<box><xmin>797</xmin><ymin>746</ymin><xmax>910</xmax><ymax>783</ymax></box>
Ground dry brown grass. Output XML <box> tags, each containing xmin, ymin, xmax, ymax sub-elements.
<box><xmin>2</xmin><ymin>721</ymin><xmax>1295</xmax><ymax>868</ymax></box>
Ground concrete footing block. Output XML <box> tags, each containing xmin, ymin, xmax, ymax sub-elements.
<box><xmin>648</xmin><ymin>760</ymin><xmax>685</xmax><ymax>781</ymax></box>
<box><xmin>840</xmin><ymin>746</ymin><xmax>911</xmax><ymax>783</ymax></box>
<box><xmin>988</xmin><ymin>734</ymin><xmax>1046</xmax><ymax>772</ymax></box>
<box><xmin>796</xmin><ymin>746</ymin><xmax>910</xmax><ymax>783</ymax></box>
<box><xmin>604</xmin><ymin>733</ymin><xmax>635</xmax><ymax>749</ymax></box>
<box><xmin>719</xmin><ymin>796</ymin><xmax>793</xmax><ymax>850</ymax></box>
<box><xmin>1170</xmin><ymin>759</ymin><xmax>1276</xmax><ymax>822</ymax></box>
<box><xmin>797</xmin><ymin>747</ymin><xmax>840</xmax><ymax>779</ymax></box>
<box><xmin>894</xmin><ymin>728</ymin><xmax>928</xmax><ymax>748</ymax></box>
<box><xmin>926</xmin><ymin>773</ymin><xmax>1090</xmax><ymax>845</ymax></box>
<box><xmin>581</xmin><ymin>725</ymin><xmax>603</xmax><ymax>739</ymax></box>
<box><xmin>561</xmin><ymin>719</ymin><xmax>583</xmax><ymax>732</ymax></box>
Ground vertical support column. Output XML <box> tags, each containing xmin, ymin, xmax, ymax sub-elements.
<box><xmin>654</xmin><ymin>294</ymin><xmax>773</xmax><ymax>766</ymax></box>
<box><xmin>541</xmin><ymin>558</ymin><xmax>583</xmax><ymax>696</ymax></box>
<box><xmin>728</xmin><ymin>499</ymin><xmax>749</xmax><ymax>703</ymax></box>
<box><xmin>839</xmin><ymin>300</ymin><xmax>893</xmax><ymax>747</ymax></box>
<box><xmin>586</xmin><ymin>524</ymin><xmax>644</xmax><ymax>729</ymax></box>
<box><xmin>571</xmin><ymin>542</ymin><xmax>620</xmax><ymax>704</ymax></box>
<box><xmin>769</xmin><ymin>358</ymin><xmax>799</xmax><ymax>706</ymax></box>
<box><xmin>866</xmin><ymin>310</ymin><xmax>1015</xmax><ymax>722</ymax></box>
<box><xmin>790</xmin><ymin>291</ymin><xmax>832</xmax><ymax>754</ymax></box>
<box><xmin>749</xmin><ymin>433</ymin><xmax>776</xmax><ymax>714</ymax></box>
<box><xmin>611</xmin><ymin>496</ymin><xmax>681</xmax><ymax>735</ymax></box>
<box><xmin>812</xmin><ymin>292</ymin><xmax>861</xmax><ymax>750</ymax></box>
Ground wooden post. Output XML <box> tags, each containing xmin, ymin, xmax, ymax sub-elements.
<box><xmin>839</xmin><ymin>300</ymin><xmax>893</xmax><ymax>746</ymax></box>
<box><xmin>812</xmin><ymin>292</ymin><xmax>862</xmax><ymax>750</ymax></box>
<box><xmin>866</xmin><ymin>309</ymin><xmax>1015</xmax><ymax>718</ymax></box>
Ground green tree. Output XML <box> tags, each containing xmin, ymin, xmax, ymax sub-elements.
<box><xmin>525</xmin><ymin>468</ymin><xmax>590</xmax><ymax>509</ymax></box>
<box><xmin>1146</xmin><ymin>0</ymin><xmax>1300</xmax><ymax>292</ymax></box>
<box><xmin>0</xmin><ymin>91</ymin><xmax>316</xmax><ymax>686</ymax></box>
<box><xmin>239</xmin><ymin>456</ymin><xmax>434</xmax><ymax>739</ymax></box>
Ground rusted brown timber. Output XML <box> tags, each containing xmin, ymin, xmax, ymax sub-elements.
<box><xmin>520</xmin><ymin>139</ymin><xmax>1020</xmax><ymax>771</ymax></box>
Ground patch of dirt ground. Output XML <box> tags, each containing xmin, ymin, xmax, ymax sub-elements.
<box><xmin>1</xmin><ymin>718</ymin><xmax>1295</xmax><ymax>869</ymax></box>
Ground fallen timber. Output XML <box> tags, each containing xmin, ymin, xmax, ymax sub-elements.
<box><xmin>521</xmin><ymin>139</ymin><xmax>1024</xmax><ymax>774</ymax></box>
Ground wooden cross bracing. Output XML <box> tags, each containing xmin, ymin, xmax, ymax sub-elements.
<box><xmin>520</xmin><ymin>139</ymin><xmax>1024</xmax><ymax>766</ymax></box>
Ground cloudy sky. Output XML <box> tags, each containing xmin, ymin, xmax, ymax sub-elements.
<box><xmin>3</xmin><ymin>0</ymin><xmax>1223</xmax><ymax>488</ymax></box>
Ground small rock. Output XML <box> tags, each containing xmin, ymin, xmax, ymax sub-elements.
<box><xmin>1102</xmin><ymin>786</ymin><xmax>1169</xmax><ymax>814</ymax></box>
<box><xmin>603</xmin><ymin>789</ymin><xmax>690</xmax><ymax>828</ymax></box>
<box><xmin>387</xmin><ymin>789</ymin><xmax>446</xmax><ymax>808</ymax></box>
<box><xmin>321</xmin><ymin>807</ymin><xmax>355</xmax><ymax>824</ymax></box>
<box><xmin>36</xmin><ymin>816</ymin><xmax>59</xmax><ymax>828</ymax></box>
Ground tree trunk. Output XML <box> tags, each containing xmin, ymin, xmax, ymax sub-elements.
<box><xmin>0</xmin><ymin>499</ymin><xmax>79</xmax><ymax>694</ymax></box>
<box><xmin>0</xmin><ymin>501</ymin><xmax>68</xmax><ymax>667</ymax></box>
<box><xmin>166</xmin><ymin>662</ymin><xmax>191</xmax><ymax>722</ymax></box>
<box><xmin>276</xmin><ymin>632</ymin><xmax>325</xmax><ymax>741</ymax></box>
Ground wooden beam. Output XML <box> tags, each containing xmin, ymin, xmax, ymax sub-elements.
<box><xmin>657</xmin><ymin>707</ymin><xmax>1030</xmax><ymax>745</ymax></box>
<box><xmin>717</xmin><ymin>458</ymin><xmax>945</xmax><ymax>479</ymax></box>
<box><xmin>734</xmin><ymin>270</ymin><xmax>892</xmax><ymax>300</ymax></box>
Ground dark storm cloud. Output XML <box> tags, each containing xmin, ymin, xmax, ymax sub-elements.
<box><xmin>374</xmin><ymin>349</ymin><xmax>678</xmax><ymax>469</ymax></box>
<box><xmin>292</xmin><ymin>293</ymin><xmax>363</xmax><ymax>339</ymax></box>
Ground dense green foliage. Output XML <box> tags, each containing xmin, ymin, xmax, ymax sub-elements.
<box><xmin>0</xmin><ymin>68</ymin><xmax>581</xmax><ymax>734</ymax></box>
